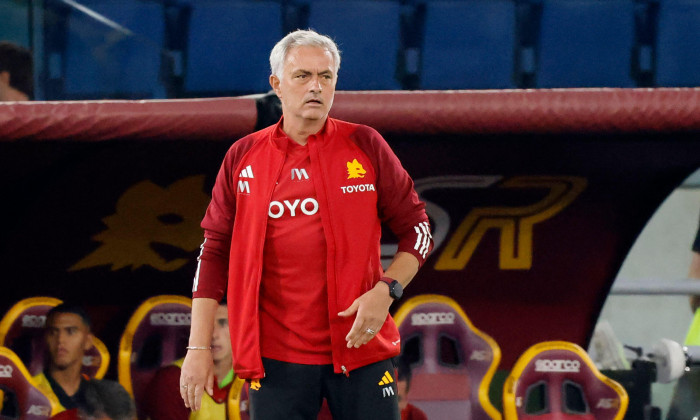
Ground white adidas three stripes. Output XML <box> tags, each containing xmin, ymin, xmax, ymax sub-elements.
<box><xmin>414</xmin><ymin>221</ymin><xmax>432</xmax><ymax>259</ymax></box>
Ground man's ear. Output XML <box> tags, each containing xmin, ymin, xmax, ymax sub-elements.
<box><xmin>84</xmin><ymin>332</ymin><xmax>94</xmax><ymax>351</ymax></box>
<box><xmin>269</xmin><ymin>74</ymin><xmax>281</xmax><ymax>97</ymax></box>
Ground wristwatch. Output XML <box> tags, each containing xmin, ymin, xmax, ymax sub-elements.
<box><xmin>379</xmin><ymin>276</ymin><xmax>403</xmax><ymax>301</ymax></box>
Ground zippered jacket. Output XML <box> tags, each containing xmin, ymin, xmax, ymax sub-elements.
<box><xmin>193</xmin><ymin>118</ymin><xmax>432</xmax><ymax>379</ymax></box>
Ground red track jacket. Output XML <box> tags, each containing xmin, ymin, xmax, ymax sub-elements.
<box><xmin>193</xmin><ymin>118</ymin><xmax>432</xmax><ymax>379</ymax></box>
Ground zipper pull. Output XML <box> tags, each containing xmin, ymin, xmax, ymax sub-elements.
<box><xmin>341</xmin><ymin>365</ymin><xmax>349</xmax><ymax>377</ymax></box>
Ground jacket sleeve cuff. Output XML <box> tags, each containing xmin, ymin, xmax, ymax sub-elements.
<box><xmin>397</xmin><ymin>220</ymin><xmax>433</xmax><ymax>267</ymax></box>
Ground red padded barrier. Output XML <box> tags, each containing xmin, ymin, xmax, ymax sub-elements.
<box><xmin>1</xmin><ymin>89</ymin><xmax>699</xmax><ymax>141</ymax></box>
<box><xmin>330</xmin><ymin>89</ymin><xmax>700</xmax><ymax>135</ymax></box>
<box><xmin>0</xmin><ymin>97</ymin><xmax>257</xmax><ymax>141</ymax></box>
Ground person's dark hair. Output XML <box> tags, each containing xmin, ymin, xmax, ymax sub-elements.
<box><xmin>254</xmin><ymin>91</ymin><xmax>282</xmax><ymax>131</ymax></box>
<box><xmin>0</xmin><ymin>41</ymin><xmax>33</xmax><ymax>98</ymax></box>
<box><xmin>78</xmin><ymin>379</ymin><xmax>136</xmax><ymax>420</ymax></box>
<box><xmin>46</xmin><ymin>303</ymin><xmax>92</xmax><ymax>329</ymax></box>
<box><xmin>396</xmin><ymin>357</ymin><xmax>412</xmax><ymax>388</ymax></box>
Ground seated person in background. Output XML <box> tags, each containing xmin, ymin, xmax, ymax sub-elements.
<box><xmin>34</xmin><ymin>304</ymin><xmax>93</xmax><ymax>413</ymax></box>
<box><xmin>51</xmin><ymin>379</ymin><xmax>136</xmax><ymax>420</ymax></box>
<box><xmin>397</xmin><ymin>359</ymin><xmax>428</xmax><ymax>420</ymax></box>
<box><xmin>0</xmin><ymin>41</ymin><xmax>33</xmax><ymax>101</ymax></box>
<box><xmin>146</xmin><ymin>299</ymin><xmax>234</xmax><ymax>419</ymax></box>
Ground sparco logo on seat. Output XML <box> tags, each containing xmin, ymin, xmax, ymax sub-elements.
<box><xmin>150</xmin><ymin>312</ymin><xmax>191</xmax><ymax>326</ymax></box>
<box><xmin>411</xmin><ymin>312</ymin><xmax>455</xmax><ymax>326</ymax></box>
<box><xmin>535</xmin><ymin>359</ymin><xmax>580</xmax><ymax>373</ymax></box>
<box><xmin>22</xmin><ymin>314</ymin><xmax>46</xmax><ymax>328</ymax></box>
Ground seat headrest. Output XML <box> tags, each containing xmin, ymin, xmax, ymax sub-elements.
<box><xmin>118</xmin><ymin>295</ymin><xmax>192</xmax><ymax>396</ymax></box>
<box><xmin>0</xmin><ymin>346</ymin><xmax>59</xmax><ymax>419</ymax></box>
<box><xmin>504</xmin><ymin>341</ymin><xmax>628</xmax><ymax>420</ymax></box>
<box><xmin>394</xmin><ymin>294</ymin><xmax>502</xmax><ymax>420</ymax></box>
<box><xmin>395</xmin><ymin>294</ymin><xmax>500</xmax><ymax>375</ymax></box>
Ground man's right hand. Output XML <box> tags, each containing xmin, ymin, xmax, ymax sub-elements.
<box><xmin>180</xmin><ymin>348</ymin><xmax>215</xmax><ymax>411</ymax></box>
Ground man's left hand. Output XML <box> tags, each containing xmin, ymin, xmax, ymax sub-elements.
<box><xmin>338</xmin><ymin>282</ymin><xmax>393</xmax><ymax>348</ymax></box>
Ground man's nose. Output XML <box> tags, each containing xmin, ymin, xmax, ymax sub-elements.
<box><xmin>309</xmin><ymin>76</ymin><xmax>322</xmax><ymax>92</ymax></box>
<box><xmin>212</xmin><ymin>326</ymin><xmax>223</xmax><ymax>340</ymax></box>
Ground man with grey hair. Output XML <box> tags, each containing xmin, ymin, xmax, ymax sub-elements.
<box><xmin>181</xmin><ymin>29</ymin><xmax>432</xmax><ymax>420</ymax></box>
<box><xmin>78</xmin><ymin>380</ymin><xmax>136</xmax><ymax>420</ymax></box>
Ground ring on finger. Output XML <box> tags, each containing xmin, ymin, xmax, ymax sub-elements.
<box><xmin>365</xmin><ymin>327</ymin><xmax>376</xmax><ymax>335</ymax></box>
<box><xmin>181</xmin><ymin>384</ymin><xmax>188</xmax><ymax>389</ymax></box>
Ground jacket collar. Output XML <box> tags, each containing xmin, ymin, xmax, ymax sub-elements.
<box><xmin>269</xmin><ymin>117</ymin><xmax>337</xmax><ymax>151</ymax></box>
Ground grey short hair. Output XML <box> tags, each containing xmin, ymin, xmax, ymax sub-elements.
<box><xmin>78</xmin><ymin>380</ymin><xmax>136</xmax><ymax>420</ymax></box>
<box><xmin>269</xmin><ymin>29</ymin><xmax>341</xmax><ymax>78</ymax></box>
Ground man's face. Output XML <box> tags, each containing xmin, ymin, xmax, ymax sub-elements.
<box><xmin>270</xmin><ymin>45</ymin><xmax>337</xmax><ymax>125</ymax></box>
<box><xmin>211</xmin><ymin>305</ymin><xmax>232</xmax><ymax>365</ymax></box>
<box><xmin>45</xmin><ymin>313</ymin><xmax>92</xmax><ymax>370</ymax></box>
